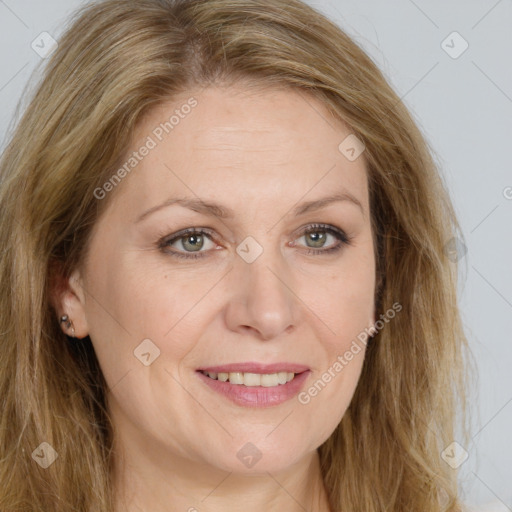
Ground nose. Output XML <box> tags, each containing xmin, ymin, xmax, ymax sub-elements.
<box><xmin>223</xmin><ymin>248</ymin><xmax>300</xmax><ymax>341</ymax></box>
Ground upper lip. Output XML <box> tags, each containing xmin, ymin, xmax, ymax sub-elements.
<box><xmin>197</xmin><ymin>362</ymin><xmax>310</xmax><ymax>374</ymax></box>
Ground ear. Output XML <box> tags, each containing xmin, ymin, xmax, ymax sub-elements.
<box><xmin>49</xmin><ymin>262</ymin><xmax>89</xmax><ymax>339</ymax></box>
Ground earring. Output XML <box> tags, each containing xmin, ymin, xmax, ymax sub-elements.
<box><xmin>60</xmin><ymin>314</ymin><xmax>76</xmax><ymax>338</ymax></box>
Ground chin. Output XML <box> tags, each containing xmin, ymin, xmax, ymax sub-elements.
<box><xmin>199</xmin><ymin>441</ymin><xmax>310</xmax><ymax>475</ymax></box>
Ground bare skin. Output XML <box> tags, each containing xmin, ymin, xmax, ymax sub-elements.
<box><xmin>53</xmin><ymin>84</ymin><xmax>376</xmax><ymax>512</ymax></box>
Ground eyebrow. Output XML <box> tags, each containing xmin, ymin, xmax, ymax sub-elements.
<box><xmin>135</xmin><ymin>192</ymin><xmax>364</xmax><ymax>224</ymax></box>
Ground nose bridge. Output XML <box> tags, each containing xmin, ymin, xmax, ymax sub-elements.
<box><xmin>225</xmin><ymin>235</ymin><xmax>299</xmax><ymax>340</ymax></box>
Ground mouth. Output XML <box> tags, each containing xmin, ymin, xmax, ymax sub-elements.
<box><xmin>195</xmin><ymin>363</ymin><xmax>311</xmax><ymax>407</ymax></box>
<box><xmin>198</xmin><ymin>369</ymin><xmax>299</xmax><ymax>387</ymax></box>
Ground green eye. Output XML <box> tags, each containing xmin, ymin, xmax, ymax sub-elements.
<box><xmin>159</xmin><ymin>224</ymin><xmax>351</xmax><ymax>260</ymax></box>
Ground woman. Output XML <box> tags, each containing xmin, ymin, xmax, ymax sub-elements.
<box><xmin>0</xmin><ymin>0</ymin><xmax>473</xmax><ymax>510</ymax></box>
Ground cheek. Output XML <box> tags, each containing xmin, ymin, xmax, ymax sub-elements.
<box><xmin>306</xmin><ymin>254</ymin><xmax>375</xmax><ymax>344</ymax></box>
<box><xmin>85</xmin><ymin>262</ymin><xmax>215</xmax><ymax>381</ymax></box>
<box><xmin>299</xmin><ymin>268</ymin><xmax>372</xmax><ymax>425</ymax></box>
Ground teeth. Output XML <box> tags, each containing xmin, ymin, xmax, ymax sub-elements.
<box><xmin>203</xmin><ymin>370</ymin><xmax>297</xmax><ymax>386</ymax></box>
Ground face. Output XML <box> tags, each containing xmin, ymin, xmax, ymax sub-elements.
<box><xmin>60</xmin><ymin>84</ymin><xmax>376</xmax><ymax>475</ymax></box>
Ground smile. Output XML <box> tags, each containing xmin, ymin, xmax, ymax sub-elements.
<box><xmin>199</xmin><ymin>370</ymin><xmax>297</xmax><ymax>387</ymax></box>
<box><xmin>196</xmin><ymin>369</ymin><xmax>311</xmax><ymax>407</ymax></box>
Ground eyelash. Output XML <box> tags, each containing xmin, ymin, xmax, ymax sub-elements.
<box><xmin>157</xmin><ymin>224</ymin><xmax>352</xmax><ymax>260</ymax></box>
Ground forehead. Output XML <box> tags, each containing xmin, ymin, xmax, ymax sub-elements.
<box><xmin>108</xmin><ymin>85</ymin><xmax>369</xmax><ymax>217</ymax></box>
<box><xmin>137</xmin><ymin>84</ymin><xmax>350</xmax><ymax>154</ymax></box>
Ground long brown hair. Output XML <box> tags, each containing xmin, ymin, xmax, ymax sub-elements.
<box><xmin>0</xmin><ymin>0</ymin><xmax>474</xmax><ymax>510</ymax></box>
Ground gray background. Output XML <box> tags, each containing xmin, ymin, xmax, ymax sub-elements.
<box><xmin>0</xmin><ymin>1</ymin><xmax>510</xmax><ymax>510</ymax></box>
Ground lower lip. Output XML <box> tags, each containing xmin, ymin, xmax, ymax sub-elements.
<box><xmin>196</xmin><ymin>370</ymin><xmax>311</xmax><ymax>408</ymax></box>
